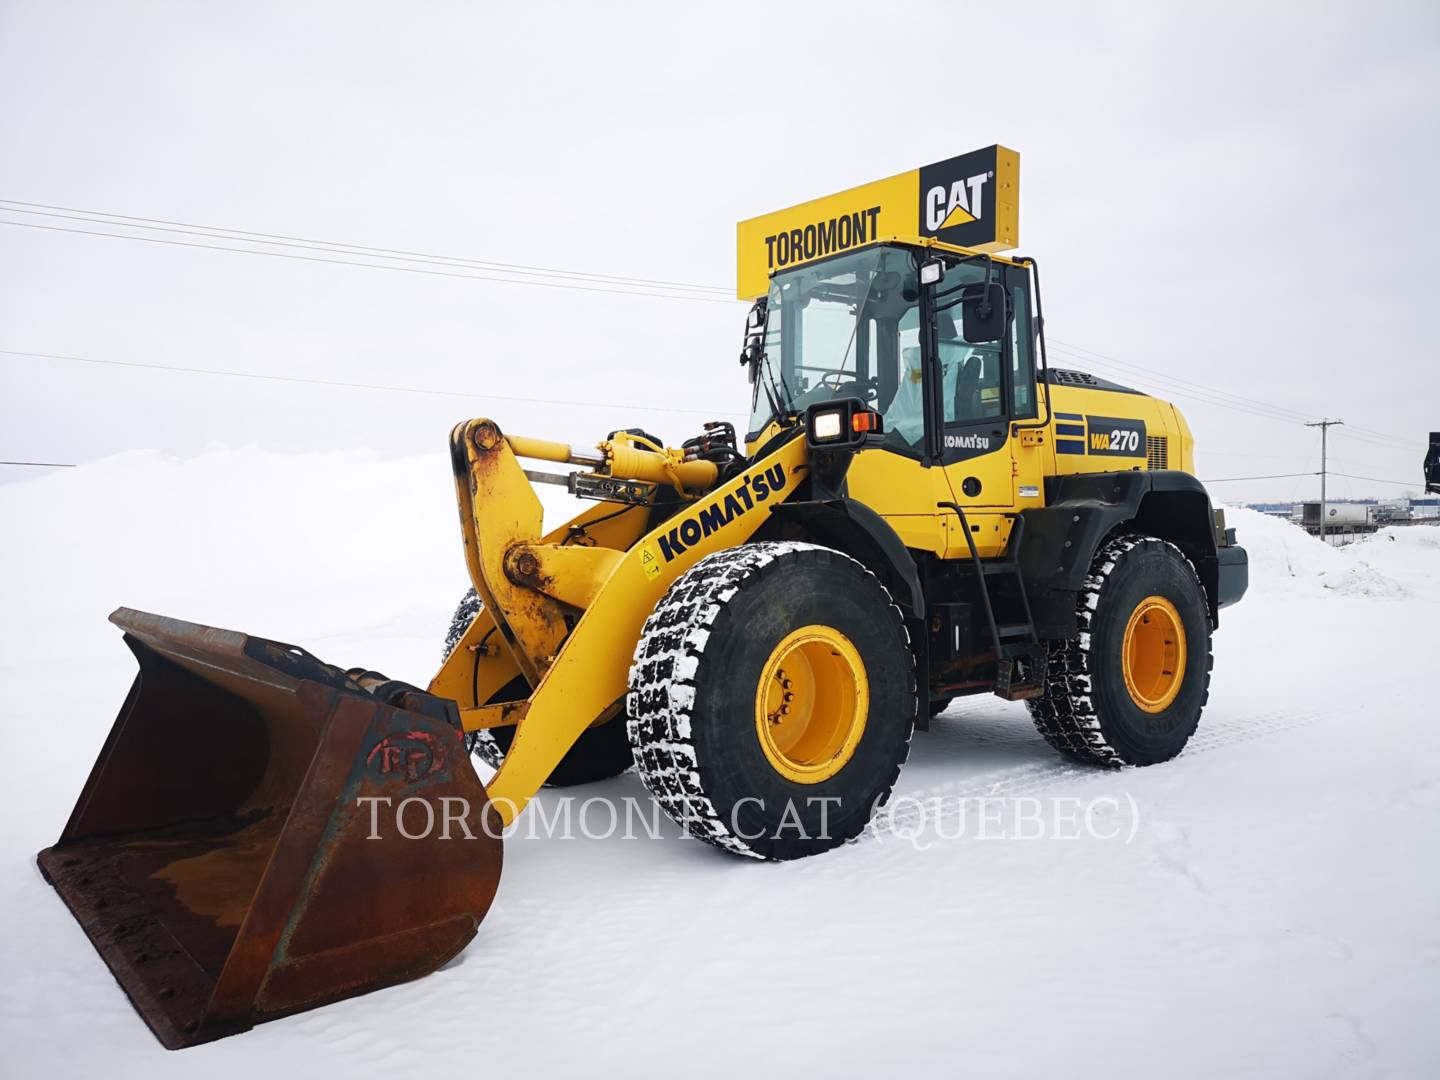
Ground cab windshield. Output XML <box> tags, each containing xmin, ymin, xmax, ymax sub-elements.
<box><xmin>747</xmin><ymin>247</ymin><xmax>920</xmax><ymax>444</ymax></box>
<box><xmin>746</xmin><ymin>245</ymin><xmax>1006</xmax><ymax>452</ymax></box>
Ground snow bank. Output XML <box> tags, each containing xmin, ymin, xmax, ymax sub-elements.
<box><xmin>0</xmin><ymin>445</ymin><xmax>586</xmax><ymax>676</ymax></box>
<box><xmin>1348</xmin><ymin>523</ymin><xmax>1440</xmax><ymax>595</ymax></box>
<box><xmin>1221</xmin><ymin>506</ymin><xmax>1410</xmax><ymax>599</ymax></box>
<box><xmin>0</xmin><ymin>456</ymin><xmax>1421</xmax><ymax>681</ymax></box>
<box><xmin>0</xmin><ymin>457</ymin><xmax>1423</xmax><ymax>686</ymax></box>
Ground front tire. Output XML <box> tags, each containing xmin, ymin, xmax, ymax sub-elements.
<box><xmin>1027</xmin><ymin>534</ymin><xmax>1212</xmax><ymax>766</ymax></box>
<box><xmin>627</xmin><ymin>542</ymin><xmax>916</xmax><ymax>860</ymax></box>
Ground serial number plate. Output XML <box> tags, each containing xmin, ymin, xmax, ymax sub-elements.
<box><xmin>571</xmin><ymin>473</ymin><xmax>653</xmax><ymax>505</ymax></box>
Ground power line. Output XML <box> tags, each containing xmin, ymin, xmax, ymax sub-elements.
<box><xmin>0</xmin><ymin>347</ymin><xmax>727</xmax><ymax>418</ymax></box>
<box><xmin>0</xmin><ymin>459</ymin><xmax>76</xmax><ymax>468</ymax></box>
<box><xmin>1046</xmin><ymin>344</ymin><xmax>1311</xmax><ymax>425</ymax></box>
<box><xmin>1047</xmin><ymin>343</ymin><xmax>1414</xmax><ymax>450</ymax></box>
<box><xmin>0</xmin><ymin>219</ymin><xmax>738</xmax><ymax>305</ymax></box>
<box><xmin>1201</xmin><ymin>472</ymin><xmax>1317</xmax><ymax>483</ymax></box>
<box><xmin>2</xmin><ymin>340</ymin><xmax>1420</xmax><ymax>472</ymax></box>
<box><xmin>1048</xmin><ymin>340</ymin><xmax>1417</xmax><ymax>450</ymax></box>
<box><xmin>0</xmin><ymin>199</ymin><xmax>734</xmax><ymax>295</ymax></box>
<box><xmin>1333</xmin><ymin>418</ymin><xmax>1417</xmax><ymax>444</ymax></box>
<box><xmin>0</xmin><ymin>197</ymin><xmax>1424</xmax><ymax>455</ymax></box>
<box><xmin>1196</xmin><ymin>450</ymin><xmax>1316</xmax><ymax>461</ymax></box>
<box><xmin>1048</xmin><ymin>348</ymin><xmax>1319</xmax><ymax>428</ymax></box>
<box><xmin>1049</xmin><ymin>337</ymin><xmax>1315</xmax><ymax>423</ymax></box>
<box><xmin>1329</xmin><ymin>471</ymin><xmax>1423</xmax><ymax>488</ymax></box>
<box><xmin>1331</xmin><ymin>427</ymin><xmax>1420</xmax><ymax>453</ymax></box>
<box><xmin>1055</xmin><ymin>350</ymin><xmax>1417</xmax><ymax>454</ymax></box>
<box><xmin>11</xmin><ymin>204</ymin><xmax>1308</xmax><ymax>429</ymax></box>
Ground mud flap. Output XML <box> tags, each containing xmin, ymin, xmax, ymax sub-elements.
<box><xmin>37</xmin><ymin>609</ymin><xmax>503</xmax><ymax>1049</ymax></box>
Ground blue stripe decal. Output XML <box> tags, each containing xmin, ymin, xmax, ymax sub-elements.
<box><xmin>1056</xmin><ymin>423</ymin><xmax>1085</xmax><ymax>436</ymax></box>
<box><xmin>1056</xmin><ymin>439</ymin><xmax>1086</xmax><ymax>455</ymax></box>
<box><xmin>1055</xmin><ymin>411</ymin><xmax>1083</xmax><ymax>421</ymax></box>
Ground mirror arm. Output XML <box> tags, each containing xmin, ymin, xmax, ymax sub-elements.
<box><xmin>739</xmin><ymin>295</ymin><xmax>769</xmax><ymax>369</ymax></box>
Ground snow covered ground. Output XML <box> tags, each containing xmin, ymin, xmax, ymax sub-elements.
<box><xmin>2</xmin><ymin>449</ymin><xmax>1437</xmax><ymax>1078</ymax></box>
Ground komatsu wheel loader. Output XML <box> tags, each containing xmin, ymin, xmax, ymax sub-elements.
<box><xmin>39</xmin><ymin>145</ymin><xmax>1248</xmax><ymax>1047</ymax></box>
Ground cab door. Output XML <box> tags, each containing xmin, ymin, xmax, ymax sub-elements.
<box><xmin>844</xmin><ymin>292</ymin><xmax>955</xmax><ymax>557</ymax></box>
<box><xmin>927</xmin><ymin>260</ymin><xmax>1045</xmax><ymax>558</ymax></box>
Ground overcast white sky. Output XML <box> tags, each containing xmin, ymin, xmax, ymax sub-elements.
<box><xmin>1</xmin><ymin>1</ymin><xmax>1436</xmax><ymax>504</ymax></box>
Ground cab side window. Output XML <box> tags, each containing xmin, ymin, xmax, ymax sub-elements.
<box><xmin>880</xmin><ymin>307</ymin><xmax>926</xmax><ymax>450</ymax></box>
<box><xmin>1007</xmin><ymin>270</ymin><xmax>1037</xmax><ymax>420</ymax></box>
<box><xmin>941</xmin><ymin>341</ymin><xmax>1004</xmax><ymax>424</ymax></box>
<box><xmin>934</xmin><ymin>262</ymin><xmax>1005</xmax><ymax>426</ymax></box>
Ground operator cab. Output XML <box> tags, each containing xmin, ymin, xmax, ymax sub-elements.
<box><xmin>742</xmin><ymin>243</ymin><xmax>1041</xmax><ymax>465</ymax></box>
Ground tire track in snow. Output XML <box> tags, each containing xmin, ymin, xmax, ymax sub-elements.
<box><xmin>865</xmin><ymin>704</ymin><xmax>1347</xmax><ymax>840</ymax></box>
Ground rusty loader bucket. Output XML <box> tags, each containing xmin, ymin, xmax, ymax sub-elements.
<box><xmin>37</xmin><ymin>609</ymin><xmax>503</xmax><ymax>1049</ymax></box>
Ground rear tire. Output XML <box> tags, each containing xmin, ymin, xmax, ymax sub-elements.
<box><xmin>1027</xmin><ymin>534</ymin><xmax>1212</xmax><ymax>766</ymax></box>
<box><xmin>441</xmin><ymin>589</ymin><xmax>632</xmax><ymax>785</ymax></box>
<box><xmin>627</xmin><ymin>542</ymin><xmax>916</xmax><ymax>860</ymax></box>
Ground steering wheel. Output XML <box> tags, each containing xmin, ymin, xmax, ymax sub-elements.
<box><xmin>816</xmin><ymin>372</ymin><xmax>880</xmax><ymax>401</ymax></box>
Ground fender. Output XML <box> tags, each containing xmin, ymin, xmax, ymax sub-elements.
<box><xmin>765</xmin><ymin>498</ymin><xmax>926</xmax><ymax>616</ymax></box>
<box><xmin>1019</xmin><ymin>470</ymin><xmax>1241</xmax><ymax>630</ymax></box>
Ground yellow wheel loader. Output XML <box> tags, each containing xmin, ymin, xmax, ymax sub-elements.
<box><xmin>38</xmin><ymin>146</ymin><xmax>1248</xmax><ymax>1047</ymax></box>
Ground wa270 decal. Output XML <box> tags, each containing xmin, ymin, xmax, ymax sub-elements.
<box><xmin>1055</xmin><ymin>413</ymin><xmax>1147</xmax><ymax>457</ymax></box>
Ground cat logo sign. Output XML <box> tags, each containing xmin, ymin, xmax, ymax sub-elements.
<box><xmin>736</xmin><ymin>145</ymin><xmax>1019</xmax><ymax>298</ymax></box>
<box><xmin>928</xmin><ymin>177</ymin><xmax>986</xmax><ymax>228</ymax></box>
<box><xmin>917</xmin><ymin>145</ymin><xmax>1018</xmax><ymax>248</ymax></box>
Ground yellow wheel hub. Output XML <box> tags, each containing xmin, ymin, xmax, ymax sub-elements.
<box><xmin>1121</xmin><ymin>595</ymin><xmax>1187</xmax><ymax>713</ymax></box>
<box><xmin>754</xmin><ymin>625</ymin><xmax>868</xmax><ymax>784</ymax></box>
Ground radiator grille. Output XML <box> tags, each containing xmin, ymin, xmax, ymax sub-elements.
<box><xmin>1146</xmin><ymin>435</ymin><xmax>1169</xmax><ymax>470</ymax></box>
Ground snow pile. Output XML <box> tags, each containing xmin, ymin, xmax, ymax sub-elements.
<box><xmin>1321</xmin><ymin>560</ymin><xmax>1409</xmax><ymax>600</ymax></box>
<box><xmin>0</xmin><ymin>445</ymin><xmax>585</xmax><ymax>678</ymax></box>
<box><xmin>1221</xmin><ymin>506</ymin><xmax>1409</xmax><ymax>599</ymax></box>
<box><xmin>1346</xmin><ymin>524</ymin><xmax>1440</xmax><ymax>595</ymax></box>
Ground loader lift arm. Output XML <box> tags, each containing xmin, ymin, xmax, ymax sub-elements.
<box><xmin>437</xmin><ymin>417</ymin><xmax>810</xmax><ymax>824</ymax></box>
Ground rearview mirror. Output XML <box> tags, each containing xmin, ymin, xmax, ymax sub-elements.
<box><xmin>746</xmin><ymin>297</ymin><xmax>767</xmax><ymax>330</ymax></box>
<box><xmin>739</xmin><ymin>296</ymin><xmax>767</xmax><ymax>374</ymax></box>
<box><xmin>961</xmin><ymin>282</ymin><xmax>1007</xmax><ymax>344</ymax></box>
<box><xmin>739</xmin><ymin>333</ymin><xmax>763</xmax><ymax>370</ymax></box>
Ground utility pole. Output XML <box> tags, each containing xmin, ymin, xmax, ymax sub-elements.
<box><xmin>1306</xmin><ymin>418</ymin><xmax>1344</xmax><ymax>542</ymax></box>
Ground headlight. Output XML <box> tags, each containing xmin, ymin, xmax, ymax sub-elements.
<box><xmin>812</xmin><ymin>409</ymin><xmax>843</xmax><ymax>441</ymax></box>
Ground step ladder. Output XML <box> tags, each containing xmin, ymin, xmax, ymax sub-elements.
<box><xmin>939</xmin><ymin>502</ymin><xmax>1048</xmax><ymax>701</ymax></box>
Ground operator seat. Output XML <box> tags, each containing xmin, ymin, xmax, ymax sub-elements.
<box><xmin>954</xmin><ymin>354</ymin><xmax>984</xmax><ymax>421</ymax></box>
